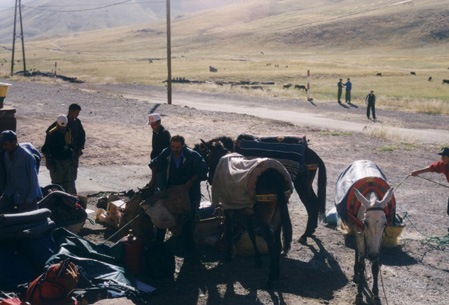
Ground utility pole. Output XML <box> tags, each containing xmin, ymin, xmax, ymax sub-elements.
<box><xmin>166</xmin><ymin>0</ymin><xmax>172</xmax><ymax>105</ymax></box>
<box><xmin>10</xmin><ymin>0</ymin><xmax>27</xmax><ymax>77</ymax></box>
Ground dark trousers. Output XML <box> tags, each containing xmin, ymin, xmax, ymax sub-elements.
<box><xmin>345</xmin><ymin>91</ymin><xmax>351</xmax><ymax>103</ymax></box>
<box><xmin>367</xmin><ymin>102</ymin><xmax>376</xmax><ymax>119</ymax></box>
<box><xmin>338</xmin><ymin>90</ymin><xmax>342</xmax><ymax>102</ymax></box>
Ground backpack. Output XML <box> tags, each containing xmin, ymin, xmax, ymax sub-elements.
<box><xmin>20</xmin><ymin>142</ymin><xmax>41</xmax><ymax>174</ymax></box>
<box><xmin>25</xmin><ymin>259</ymin><xmax>79</xmax><ymax>305</ymax></box>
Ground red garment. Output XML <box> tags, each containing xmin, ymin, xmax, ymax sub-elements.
<box><xmin>429</xmin><ymin>160</ymin><xmax>449</xmax><ymax>183</ymax></box>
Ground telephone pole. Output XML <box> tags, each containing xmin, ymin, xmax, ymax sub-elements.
<box><xmin>166</xmin><ymin>0</ymin><xmax>172</xmax><ymax>105</ymax></box>
<box><xmin>11</xmin><ymin>0</ymin><xmax>27</xmax><ymax>77</ymax></box>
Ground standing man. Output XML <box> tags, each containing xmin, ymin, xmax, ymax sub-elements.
<box><xmin>47</xmin><ymin>104</ymin><xmax>85</xmax><ymax>190</ymax></box>
<box><xmin>337</xmin><ymin>78</ymin><xmax>344</xmax><ymax>103</ymax></box>
<box><xmin>148</xmin><ymin>135</ymin><xmax>208</xmax><ymax>264</ymax></box>
<box><xmin>411</xmin><ymin>147</ymin><xmax>449</xmax><ymax>230</ymax></box>
<box><xmin>148</xmin><ymin>113</ymin><xmax>171</xmax><ymax>191</ymax></box>
<box><xmin>365</xmin><ymin>90</ymin><xmax>376</xmax><ymax>121</ymax></box>
<box><xmin>0</xmin><ymin>130</ymin><xmax>42</xmax><ymax>213</ymax></box>
<box><xmin>42</xmin><ymin>114</ymin><xmax>76</xmax><ymax>194</ymax></box>
<box><xmin>344</xmin><ymin>78</ymin><xmax>352</xmax><ymax>103</ymax></box>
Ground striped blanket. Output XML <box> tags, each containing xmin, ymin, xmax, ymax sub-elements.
<box><xmin>211</xmin><ymin>153</ymin><xmax>293</xmax><ymax>210</ymax></box>
<box><xmin>235</xmin><ymin>134</ymin><xmax>307</xmax><ymax>180</ymax></box>
<box><xmin>334</xmin><ymin>160</ymin><xmax>396</xmax><ymax>225</ymax></box>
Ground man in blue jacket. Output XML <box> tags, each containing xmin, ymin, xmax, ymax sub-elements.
<box><xmin>0</xmin><ymin>130</ymin><xmax>42</xmax><ymax>213</ymax></box>
<box><xmin>148</xmin><ymin>134</ymin><xmax>208</xmax><ymax>264</ymax></box>
<box><xmin>344</xmin><ymin>78</ymin><xmax>352</xmax><ymax>103</ymax></box>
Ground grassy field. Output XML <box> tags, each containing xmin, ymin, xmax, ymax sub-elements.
<box><xmin>1</xmin><ymin>0</ymin><xmax>448</xmax><ymax>114</ymax></box>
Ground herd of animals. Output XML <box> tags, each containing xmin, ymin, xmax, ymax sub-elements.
<box><xmin>191</xmin><ymin>134</ymin><xmax>393</xmax><ymax>304</ymax></box>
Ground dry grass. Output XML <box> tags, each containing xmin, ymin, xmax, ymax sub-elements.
<box><xmin>1</xmin><ymin>0</ymin><xmax>449</xmax><ymax>114</ymax></box>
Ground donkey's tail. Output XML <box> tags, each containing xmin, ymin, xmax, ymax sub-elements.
<box><xmin>316</xmin><ymin>153</ymin><xmax>327</xmax><ymax>219</ymax></box>
<box><xmin>279</xmin><ymin>189</ymin><xmax>292</xmax><ymax>254</ymax></box>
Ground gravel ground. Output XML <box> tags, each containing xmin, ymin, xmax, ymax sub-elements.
<box><xmin>2</xmin><ymin>78</ymin><xmax>449</xmax><ymax>305</ymax></box>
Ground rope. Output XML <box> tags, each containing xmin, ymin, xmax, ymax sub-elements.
<box><xmin>391</xmin><ymin>174</ymin><xmax>410</xmax><ymax>192</ymax></box>
<box><xmin>379</xmin><ymin>265</ymin><xmax>390</xmax><ymax>305</ymax></box>
<box><xmin>415</xmin><ymin>175</ymin><xmax>449</xmax><ymax>189</ymax></box>
<box><xmin>99</xmin><ymin>208</ymin><xmax>143</xmax><ymax>245</ymax></box>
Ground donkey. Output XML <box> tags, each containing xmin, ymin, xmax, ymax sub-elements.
<box><xmin>205</xmin><ymin>141</ymin><xmax>293</xmax><ymax>288</ymax></box>
<box><xmin>195</xmin><ymin>135</ymin><xmax>326</xmax><ymax>244</ymax></box>
<box><xmin>343</xmin><ymin>188</ymin><xmax>394</xmax><ymax>304</ymax></box>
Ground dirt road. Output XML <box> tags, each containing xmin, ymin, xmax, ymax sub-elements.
<box><xmin>3</xmin><ymin>79</ymin><xmax>449</xmax><ymax>305</ymax></box>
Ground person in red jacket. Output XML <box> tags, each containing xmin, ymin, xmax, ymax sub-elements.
<box><xmin>411</xmin><ymin>147</ymin><xmax>449</xmax><ymax>230</ymax></box>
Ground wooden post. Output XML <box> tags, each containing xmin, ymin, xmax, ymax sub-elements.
<box><xmin>166</xmin><ymin>0</ymin><xmax>172</xmax><ymax>105</ymax></box>
<box><xmin>306</xmin><ymin>70</ymin><xmax>313</xmax><ymax>101</ymax></box>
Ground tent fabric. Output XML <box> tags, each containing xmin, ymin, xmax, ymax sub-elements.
<box><xmin>48</xmin><ymin>228</ymin><xmax>135</xmax><ymax>287</ymax></box>
<box><xmin>235</xmin><ymin>133</ymin><xmax>307</xmax><ymax>181</ymax></box>
<box><xmin>335</xmin><ymin>160</ymin><xmax>396</xmax><ymax>224</ymax></box>
<box><xmin>211</xmin><ymin>153</ymin><xmax>293</xmax><ymax>210</ymax></box>
<box><xmin>0</xmin><ymin>233</ymin><xmax>58</xmax><ymax>290</ymax></box>
<box><xmin>47</xmin><ymin>228</ymin><xmax>149</xmax><ymax>304</ymax></box>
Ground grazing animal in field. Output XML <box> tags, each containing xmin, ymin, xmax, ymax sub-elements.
<box><xmin>294</xmin><ymin>84</ymin><xmax>307</xmax><ymax>91</ymax></box>
<box><xmin>410</xmin><ymin>71</ymin><xmax>416</xmax><ymax>75</ymax></box>
<box><xmin>195</xmin><ymin>135</ymin><xmax>326</xmax><ymax>244</ymax></box>
<box><xmin>442</xmin><ymin>79</ymin><xmax>449</xmax><ymax>85</ymax></box>
<box><xmin>428</xmin><ymin>76</ymin><xmax>432</xmax><ymax>82</ymax></box>
<box><xmin>376</xmin><ymin>73</ymin><xmax>382</xmax><ymax>77</ymax></box>
<box><xmin>283</xmin><ymin>83</ymin><xmax>292</xmax><ymax>89</ymax></box>
<box><xmin>202</xmin><ymin>141</ymin><xmax>293</xmax><ymax>288</ymax></box>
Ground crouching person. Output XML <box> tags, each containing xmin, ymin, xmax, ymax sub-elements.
<box><xmin>148</xmin><ymin>135</ymin><xmax>208</xmax><ymax>265</ymax></box>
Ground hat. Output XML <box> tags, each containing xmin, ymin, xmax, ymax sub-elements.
<box><xmin>148</xmin><ymin>113</ymin><xmax>161</xmax><ymax>125</ymax></box>
<box><xmin>437</xmin><ymin>147</ymin><xmax>449</xmax><ymax>157</ymax></box>
<box><xmin>0</xmin><ymin>130</ymin><xmax>17</xmax><ymax>144</ymax></box>
<box><xmin>57</xmin><ymin>114</ymin><xmax>68</xmax><ymax>127</ymax></box>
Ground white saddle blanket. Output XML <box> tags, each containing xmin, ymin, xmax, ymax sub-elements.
<box><xmin>211</xmin><ymin>153</ymin><xmax>293</xmax><ymax>210</ymax></box>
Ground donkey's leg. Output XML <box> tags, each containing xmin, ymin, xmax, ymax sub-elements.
<box><xmin>247</xmin><ymin>215</ymin><xmax>263</xmax><ymax>268</ymax></box>
<box><xmin>224</xmin><ymin>210</ymin><xmax>234</xmax><ymax>262</ymax></box>
<box><xmin>295</xmin><ymin>179</ymin><xmax>318</xmax><ymax>244</ymax></box>
<box><xmin>355</xmin><ymin>259</ymin><xmax>366</xmax><ymax>304</ymax></box>
<box><xmin>260</xmin><ymin>223</ymin><xmax>278</xmax><ymax>288</ymax></box>
<box><xmin>371</xmin><ymin>259</ymin><xmax>381</xmax><ymax>302</ymax></box>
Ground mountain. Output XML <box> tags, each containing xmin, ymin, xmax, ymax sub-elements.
<box><xmin>0</xmin><ymin>0</ymin><xmax>238</xmax><ymax>43</ymax></box>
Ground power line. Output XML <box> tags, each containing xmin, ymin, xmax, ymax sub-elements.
<box><xmin>21</xmin><ymin>0</ymin><xmax>184</xmax><ymax>13</ymax></box>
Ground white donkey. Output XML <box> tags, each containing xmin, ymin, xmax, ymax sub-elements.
<box><xmin>344</xmin><ymin>187</ymin><xmax>394</xmax><ymax>304</ymax></box>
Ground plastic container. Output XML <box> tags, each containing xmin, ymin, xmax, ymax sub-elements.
<box><xmin>0</xmin><ymin>82</ymin><xmax>11</xmax><ymax>108</ymax></box>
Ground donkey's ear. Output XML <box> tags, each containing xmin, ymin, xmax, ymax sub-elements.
<box><xmin>354</xmin><ymin>188</ymin><xmax>370</xmax><ymax>207</ymax></box>
<box><xmin>380</xmin><ymin>188</ymin><xmax>394</xmax><ymax>208</ymax></box>
<box><xmin>200</xmin><ymin>139</ymin><xmax>211</xmax><ymax>150</ymax></box>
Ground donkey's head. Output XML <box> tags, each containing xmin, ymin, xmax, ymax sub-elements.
<box><xmin>354</xmin><ymin>188</ymin><xmax>394</xmax><ymax>261</ymax></box>
<box><xmin>205</xmin><ymin>141</ymin><xmax>230</xmax><ymax>185</ymax></box>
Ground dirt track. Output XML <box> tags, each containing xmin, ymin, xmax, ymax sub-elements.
<box><xmin>3</xmin><ymin>79</ymin><xmax>449</xmax><ymax>305</ymax></box>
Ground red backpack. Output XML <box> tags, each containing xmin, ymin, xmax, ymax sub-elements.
<box><xmin>25</xmin><ymin>259</ymin><xmax>79</xmax><ymax>305</ymax></box>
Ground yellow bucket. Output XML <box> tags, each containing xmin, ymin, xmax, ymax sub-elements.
<box><xmin>0</xmin><ymin>82</ymin><xmax>11</xmax><ymax>98</ymax></box>
<box><xmin>382</xmin><ymin>224</ymin><xmax>406</xmax><ymax>247</ymax></box>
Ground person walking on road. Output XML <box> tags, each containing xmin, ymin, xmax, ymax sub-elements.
<box><xmin>344</xmin><ymin>78</ymin><xmax>352</xmax><ymax>103</ymax></box>
<box><xmin>365</xmin><ymin>90</ymin><xmax>376</xmax><ymax>121</ymax></box>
